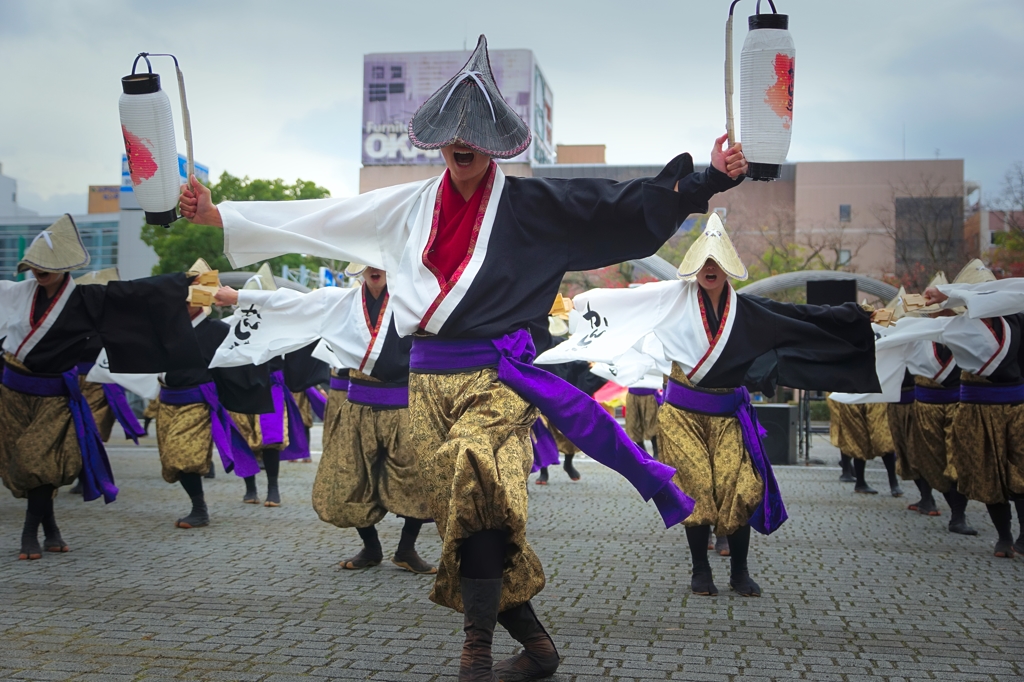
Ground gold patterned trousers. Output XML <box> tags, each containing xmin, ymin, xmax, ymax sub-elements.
<box><xmin>156</xmin><ymin>401</ymin><xmax>213</xmax><ymax>483</ymax></box>
<box><xmin>229</xmin><ymin>409</ymin><xmax>288</xmax><ymax>452</ymax></box>
<box><xmin>410</xmin><ymin>368</ymin><xmax>544</xmax><ymax>613</ymax></box>
<box><xmin>79</xmin><ymin>379</ymin><xmax>116</xmax><ymax>443</ymax></box>
<box><xmin>625</xmin><ymin>392</ymin><xmax>660</xmax><ymax>443</ymax></box>
<box><xmin>909</xmin><ymin>378</ymin><xmax>957</xmax><ymax>493</ymax></box>
<box><xmin>888</xmin><ymin>401</ymin><xmax>917</xmax><ymax>481</ymax></box>
<box><xmin>547</xmin><ymin>419</ymin><xmax>577</xmax><ymax>456</ymax></box>
<box><xmin>950</xmin><ymin>374</ymin><xmax>1024</xmax><ymax>504</ymax></box>
<box><xmin>828</xmin><ymin>399</ymin><xmax>893</xmax><ymax>460</ymax></box>
<box><xmin>0</xmin><ymin>381</ymin><xmax>81</xmax><ymax>499</ymax></box>
<box><xmin>312</xmin><ymin>396</ymin><xmax>427</xmax><ymax>529</ymax></box>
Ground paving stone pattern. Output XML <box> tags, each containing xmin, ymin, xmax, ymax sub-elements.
<box><xmin>1</xmin><ymin>430</ymin><xmax>1021</xmax><ymax>681</ymax></box>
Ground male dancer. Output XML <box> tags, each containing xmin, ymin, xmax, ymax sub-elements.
<box><xmin>183</xmin><ymin>35</ymin><xmax>747</xmax><ymax>681</ymax></box>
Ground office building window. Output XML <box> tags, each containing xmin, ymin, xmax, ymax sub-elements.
<box><xmin>839</xmin><ymin>204</ymin><xmax>851</xmax><ymax>223</ymax></box>
<box><xmin>388</xmin><ymin>83</ymin><xmax>404</xmax><ymax>94</ymax></box>
<box><xmin>371</xmin><ymin>66</ymin><xmax>384</xmax><ymax>79</ymax></box>
<box><xmin>391</xmin><ymin>65</ymin><xmax>403</xmax><ymax>79</ymax></box>
<box><xmin>838</xmin><ymin>249</ymin><xmax>851</xmax><ymax>266</ymax></box>
<box><xmin>368</xmin><ymin>83</ymin><xmax>387</xmax><ymax>102</ymax></box>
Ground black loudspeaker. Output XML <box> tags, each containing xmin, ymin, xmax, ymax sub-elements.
<box><xmin>806</xmin><ymin>279</ymin><xmax>857</xmax><ymax>306</ymax></box>
<box><xmin>753</xmin><ymin>404</ymin><xmax>798</xmax><ymax>465</ymax></box>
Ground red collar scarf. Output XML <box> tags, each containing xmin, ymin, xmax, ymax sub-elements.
<box><xmin>427</xmin><ymin>162</ymin><xmax>495</xmax><ymax>286</ymax></box>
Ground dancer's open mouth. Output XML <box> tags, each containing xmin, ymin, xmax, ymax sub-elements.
<box><xmin>454</xmin><ymin>151</ymin><xmax>475</xmax><ymax>167</ymax></box>
<box><xmin>704</xmin><ymin>273</ymin><xmax>718</xmax><ymax>283</ymax></box>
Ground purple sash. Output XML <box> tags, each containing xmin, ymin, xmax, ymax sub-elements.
<box><xmin>262</xmin><ymin>371</ymin><xmax>310</xmax><ymax>461</ymax></box>
<box><xmin>3</xmin><ymin>366</ymin><xmax>118</xmax><ymax>503</ymax></box>
<box><xmin>663</xmin><ymin>379</ymin><xmax>788</xmax><ymax>535</ymax></box>
<box><xmin>959</xmin><ymin>382</ymin><xmax>1024</xmax><ymax>405</ymax></box>
<box><xmin>159</xmin><ymin>384</ymin><xmax>261</xmax><ymax>478</ymax></box>
<box><xmin>898</xmin><ymin>388</ymin><xmax>915</xmax><ymax>405</ymax></box>
<box><xmin>330</xmin><ymin>376</ymin><xmax>350</xmax><ymax>392</ymax></box>
<box><xmin>347</xmin><ymin>380</ymin><xmax>409</xmax><ymax>408</ymax></box>
<box><xmin>409</xmin><ymin>331</ymin><xmax>693</xmax><ymax>528</ymax></box>
<box><xmin>629</xmin><ymin>386</ymin><xmax>664</xmax><ymax>406</ymax></box>
<box><xmin>915</xmin><ymin>385</ymin><xmax>959</xmax><ymax>405</ymax></box>
<box><xmin>530</xmin><ymin>419</ymin><xmax>561</xmax><ymax>472</ymax></box>
<box><xmin>101</xmin><ymin>384</ymin><xmax>147</xmax><ymax>443</ymax></box>
<box><xmin>305</xmin><ymin>386</ymin><xmax>327</xmax><ymax>421</ymax></box>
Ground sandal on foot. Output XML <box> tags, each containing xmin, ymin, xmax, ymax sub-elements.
<box><xmin>392</xmin><ymin>549</ymin><xmax>437</xmax><ymax>575</ymax></box>
<box><xmin>730</xmin><ymin>571</ymin><xmax>762</xmax><ymax>597</ymax></box>
<box><xmin>242</xmin><ymin>490</ymin><xmax>260</xmax><ymax>504</ymax></box>
<box><xmin>715</xmin><ymin>535</ymin><xmax>730</xmax><ymax>557</ymax></box>
<box><xmin>263</xmin><ymin>485</ymin><xmax>281</xmax><ymax>507</ymax></box>
<box><xmin>994</xmin><ymin>540</ymin><xmax>1015</xmax><ymax>558</ymax></box>
<box><xmin>854</xmin><ymin>483</ymin><xmax>878</xmax><ymax>495</ymax></box>
<box><xmin>690</xmin><ymin>571</ymin><xmax>718</xmax><ymax>596</ymax></box>
<box><xmin>535</xmin><ymin>468</ymin><xmax>549</xmax><ymax>485</ymax></box>
<box><xmin>340</xmin><ymin>547</ymin><xmax>383</xmax><ymax>570</ymax></box>
<box><xmin>563</xmin><ymin>462</ymin><xmax>581</xmax><ymax>481</ymax></box>
<box><xmin>948</xmin><ymin>517</ymin><xmax>978</xmax><ymax>535</ymax></box>
<box><xmin>890</xmin><ymin>485</ymin><xmax>904</xmax><ymax>498</ymax></box>
<box><xmin>43</xmin><ymin>533</ymin><xmax>70</xmax><ymax>553</ymax></box>
<box><xmin>911</xmin><ymin>498</ymin><xmax>940</xmax><ymax>516</ymax></box>
<box><xmin>19</xmin><ymin>537</ymin><xmax>42</xmax><ymax>561</ymax></box>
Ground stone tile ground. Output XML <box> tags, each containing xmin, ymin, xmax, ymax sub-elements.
<box><xmin>1</xmin><ymin>430</ymin><xmax>1021</xmax><ymax>681</ymax></box>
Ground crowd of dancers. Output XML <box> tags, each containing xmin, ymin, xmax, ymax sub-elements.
<box><xmin>2</xmin><ymin>35</ymin><xmax>1021</xmax><ymax>682</ymax></box>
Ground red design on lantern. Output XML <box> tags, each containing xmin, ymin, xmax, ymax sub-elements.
<box><xmin>764</xmin><ymin>53</ymin><xmax>795</xmax><ymax>129</ymax></box>
<box><xmin>122</xmin><ymin>125</ymin><xmax>159</xmax><ymax>185</ymax></box>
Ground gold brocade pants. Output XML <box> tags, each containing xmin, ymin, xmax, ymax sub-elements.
<box><xmin>625</xmin><ymin>392</ymin><xmax>660</xmax><ymax>443</ymax></box>
<box><xmin>950</xmin><ymin>373</ymin><xmax>1024</xmax><ymax>504</ymax></box>
<box><xmin>909</xmin><ymin>378</ymin><xmax>957</xmax><ymax>493</ymax></box>
<box><xmin>546</xmin><ymin>418</ymin><xmax>577</xmax><ymax>456</ymax></box>
<box><xmin>292</xmin><ymin>391</ymin><xmax>315</xmax><ymax>429</ymax></box>
<box><xmin>319</xmin><ymin>386</ymin><xmax>347</xmax><ymax>451</ymax></box>
<box><xmin>410</xmin><ymin>368</ymin><xmax>544</xmax><ymax>614</ymax></box>
<box><xmin>229</xmin><ymin>410</ymin><xmax>288</xmax><ymax>452</ymax></box>
<box><xmin>887</xmin><ymin>401</ymin><xmax>917</xmax><ymax>481</ymax></box>
<box><xmin>79</xmin><ymin>379</ymin><xmax>116</xmax><ymax>443</ymax></box>
<box><xmin>311</xmin><ymin>395</ymin><xmax>427</xmax><ymax>529</ymax></box>
<box><xmin>829</xmin><ymin>400</ymin><xmax>894</xmax><ymax>460</ymax></box>
<box><xmin>156</xmin><ymin>401</ymin><xmax>213</xmax><ymax>483</ymax></box>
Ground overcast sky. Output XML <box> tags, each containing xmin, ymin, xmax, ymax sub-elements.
<box><xmin>1</xmin><ymin>0</ymin><xmax>1022</xmax><ymax>215</ymax></box>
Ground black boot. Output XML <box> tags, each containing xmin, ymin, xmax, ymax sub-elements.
<box><xmin>262</xmin><ymin>449</ymin><xmax>281</xmax><ymax>507</ymax></box>
<box><xmin>987</xmin><ymin>502</ymin><xmax>1015</xmax><ymax>558</ymax></box>
<box><xmin>493</xmin><ymin>601</ymin><xmax>560</xmax><ymax>681</ymax></box>
<box><xmin>535</xmin><ymin>467</ymin><xmax>549</xmax><ymax>485</ymax></box>
<box><xmin>392</xmin><ymin>518</ymin><xmax>437</xmax><ymax>574</ymax></box>
<box><xmin>685</xmin><ymin>525</ymin><xmax>717</xmax><ymax>595</ymax></box>
<box><xmin>909</xmin><ymin>479</ymin><xmax>939</xmax><ymax>515</ymax></box>
<box><xmin>714</xmin><ymin>534</ymin><xmax>730</xmax><ymax>556</ymax></box>
<box><xmin>839</xmin><ymin>454</ymin><xmax>856</xmax><ymax>483</ymax></box>
<box><xmin>459</xmin><ymin>577</ymin><xmax>502</xmax><ymax>681</ymax></box>
<box><xmin>41</xmin><ymin>511</ymin><xmax>69</xmax><ymax>553</ymax></box>
<box><xmin>204</xmin><ymin>467</ymin><xmax>215</xmax><ymax>480</ymax></box>
<box><xmin>882</xmin><ymin>453</ymin><xmax>903</xmax><ymax>497</ymax></box>
<box><xmin>176</xmin><ymin>473</ymin><xmax>209</xmax><ymax>528</ymax></box>
<box><xmin>563</xmin><ymin>453</ymin><xmax>580</xmax><ymax>481</ymax></box>
<box><xmin>341</xmin><ymin>525</ymin><xmax>384</xmax><ymax>569</ymax></box>
<box><xmin>853</xmin><ymin>458</ymin><xmax>877</xmax><ymax>494</ymax></box>
<box><xmin>243</xmin><ymin>475</ymin><xmax>259</xmax><ymax>504</ymax></box>
<box><xmin>727</xmin><ymin>525</ymin><xmax>761</xmax><ymax>597</ymax></box>
<box><xmin>68</xmin><ymin>476</ymin><xmax>83</xmax><ymax>496</ymax></box>
<box><xmin>19</xmin><ymin>511</ymin><xmax>43</xmax><ymax>561</ymax></box>
<box><xmin>943</xmin><ymin>488</ymin><xmax>977</xmax><ymax>535</ymax></box>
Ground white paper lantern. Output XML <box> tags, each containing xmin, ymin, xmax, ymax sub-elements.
<box><xmin>739</xmin><ymin>9</ymin><xmax>795</xmax><ymax>181</ymax></box>
<box><xmin>120</xmin><ymin>62</ymin><xmax>180</xmax><ymax>227</ymax></box>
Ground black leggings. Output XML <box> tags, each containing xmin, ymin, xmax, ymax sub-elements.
<box><xmin>460</xmin><ymin>529</ymin><xmax>506</xmax><ymax>580</ymax></box>
<box><xmin>27</xmin><ymin>484</ymin><xmax>55</xmax><ymax>518</ymax></box>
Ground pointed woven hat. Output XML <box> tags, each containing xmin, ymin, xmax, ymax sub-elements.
<box><xmin>243</xmin><ymin>262</ymin><xmax>278</xmax><ymax>291</ymax></box>
<box><xmin>18</xmin><ymin>214</ymin><xmax>91</xmax><ymax>273</ymax></box>
<box><xmin>676</xmin><ymin>213</ymin><xmax>748</xmax><ymax>281</ymax></box>
<box><xmin>409</xmin><ymin>35</ymin><xmax>532</xmax><ymax>159</ymax></box>
<box><xmin>952</xmin><ymin>258</ymin><xmax>996</xmax><ymax>284</ymax></box>
<box><xmin>74</xmin><ymin>267</ymin><xmax>120</xmax><ymax>285</ymax></box>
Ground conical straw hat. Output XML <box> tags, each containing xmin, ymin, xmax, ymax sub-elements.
<box><xmin>74</xmin><ymin>267</ymin><xmax>120</xmax><ymax>285</ymax></box>
<box><xmin>676</xmin><ymin>212</ymin><xmax>748</xmax><ymax>281</ymax></box>
<box><xmin>952</xmin><ymin>258</ymin><xmax>996</xmax><ymax>284</ymax></box>
<box><xmin>343</xmin><ymin>262</ymin><xmax>367</xmax><ymax>278</ymax></box>
<box><xmin>243</xmin><ymin>262</ymin><xmax>278</xmax><ymax>291</ymax></box>
<box><xmin>17</xmin><ymin>214</ymin><xmax>91</xmax><ymax>273</ymax></box>
<box><xmin>548</xmin><ymin>315</ymin><xmax>569</xmax><ymax>337</ymax></box>
<box><xmin>927</xmin><ymin>271</ymin><xmax>948</xmax><ymax>287</ymax></box>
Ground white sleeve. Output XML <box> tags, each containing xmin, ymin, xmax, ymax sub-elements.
<box><xmin>219</xmin><ymin>179</ymin><xmax>432</xmax><ymax>270</ymax></box>
<box><xmin>936</xmin><ymin>280</ymin><xmax>1024</xmax><ymax>319</ymax></box>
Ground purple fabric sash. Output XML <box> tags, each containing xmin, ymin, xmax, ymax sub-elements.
<box><xmin>330</xmin><ymin>376</ymin><xmax>350</xmax><ymax>392</ymax></box>
<box><xmin>304</xmin><ymin>386</ymin><xmax>327</xmax><ymax>421</ymax></box>
<box><xmin>262</xmin><ymin>371</ymin><xmax>310</xmax><ymax>461</ymax></box>
<box><xmin>3</xmin><ymin>366</ymin><xmax>118</xmax><ymax>504</ymax></box>
<box><xmin>915</xmin><ymin>385</ymin><xmax>959</xmax><ymax>405</ymax></box>
<box><xmin>100</xmin><ymin>384</ymin><xmax>146</xmax><ymax>444</ymax></box>
<box><xmin>77</xmin><ymin>362</ymin><xmax>94</xmax><ymax>376</ymax></box>
<box><xmin>959</xmin><ymin>382</ymin><xmax>1024</xmax><ymax>405</ymax></box>
<box><xmin>530</xmin><ymin>418</ymin><xmax>561</xmax><ymax>473</ymax></box>
<box><xmin>409</xmin><ymin>331</ymin><xmax>693</xmax><ymax>528</ymax></box>
<box><xmin>898</xmin><ymin>388</ymin><xmax>915</xmax><ymax>405</ymax></box>
<box><xmin>159</xmin><ymin>384</ymin><xmax>261</xmax><ymax>478</ymax></box>
<box><xmin>347</xmin><ymin>381</ymin><xmax>409</xmax><ymax>408</ymax></box>
<box><xmin>663</xmin><ymin>379</ymin><xmax>788</xmax><ymax>535</ymax></box>
<box><xmin>629</xmin><ymin>387</ymin><xmax>664</xmax><ymax>406</ymax></box>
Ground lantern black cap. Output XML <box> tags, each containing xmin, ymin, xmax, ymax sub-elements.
<box><xmin>409</xmin><ymin>35</ymin><xmax>532</xmax><ymax>160</ymax></box>
<box><xmin>749</xmin><ymin>13</ymin><xmax>788</xmax><ymax>30</ymax></box>
<box><xmin>122</xmin><ymin>73</ymin><xmax>161</xmax><ymax>95</ymax></box>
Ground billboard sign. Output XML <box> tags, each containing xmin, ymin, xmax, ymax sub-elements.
<box><xmin>362</xmin><ymin>49</ymin><xmax>554</xmax><ymax>166</ymax></box>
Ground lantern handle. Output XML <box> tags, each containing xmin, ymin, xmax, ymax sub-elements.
<box><xmin>131</xmin><ymin>53</ymin><xmax>153</xmax><ymax>75</ymax></box>
<box><xmin>754</xmin><ymin>0</ymin><xmax>779</xmax><ymax>14</ymax></box>
<box><xmin>134</xmin><ymin>53</ymin><xmax>196</xmax><ymax>192</ymax></box>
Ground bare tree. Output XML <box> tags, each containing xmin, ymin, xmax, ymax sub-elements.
<box><xmin>998</xmin><ymin>161</ymin><xmax>1024</xmax><ymax>235</ymax></box>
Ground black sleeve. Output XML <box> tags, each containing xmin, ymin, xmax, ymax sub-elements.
<box><xmin>88</xmin><ymin>274</ymin><xmax>206</xmax><ymax>374</ymax></box>
<box><xmin>283</xmin><ymin>340</ymin><xmax>331</xmax><ymax>392</ymax></box>
<box><xmin>512</xmin><ymin>154</ymin><xmax>740</xmax><ymax>272</ymax></box>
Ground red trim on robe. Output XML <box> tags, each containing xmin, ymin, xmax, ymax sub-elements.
<box><xmin>16</xmin><ymin>275</ymin><xmax>70</xmax><ymax>358</ymax></box>
<box><xmin>688</xmin><ymin>284</ymin><xmax>732</xmax><ymax>380</ymax></box>
<box><xmin>359</xmin><ymin>284</ymin><xmax>389</xmax><ymax>373</ymax></box>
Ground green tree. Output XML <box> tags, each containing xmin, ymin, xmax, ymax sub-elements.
<box><xmin>141</xmin><ymin>172</ymin><xmax>333</xmax><ymax>276</ymax></box>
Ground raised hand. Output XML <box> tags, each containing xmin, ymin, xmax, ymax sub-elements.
<box><xmin>711</xmin><ymin>133</ymin><xmax>748</xmax><ymax>179</ymax></box>
<box><xmin>213</xmin><ymin>286</ymin><xmax>239</xmax><ymax>307</ymax></box>
<box><xmin>923</xmin><ymin>286</ymin><xmax>948</xmax><ymax>306</ymax></box>
<box><xmin>179</xmin><ymin>175</ymin><xmax>223</xmax><ymax>227</ymax></box>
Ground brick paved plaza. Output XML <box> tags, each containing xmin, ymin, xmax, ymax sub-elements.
<box><xmin>1</xmin><ymin>430</ymin><xmax>1022</xmax><ymax>681</ymax></box>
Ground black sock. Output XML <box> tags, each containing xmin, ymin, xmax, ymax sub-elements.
<box><xmin>854</xmin><ymin>458</ymin><xmax>867</xmax><ymax>486</ymax></box>
<box><xmin>684</xmin><ymin>525</ymin><xmax>712</xmax><ymax>573</ymax></box>
<box><xmin>244</xmin><ymin>476</ymin><xmax>257</xmax><ymax>495</ymax></box>
<box><xmin>913</xmin><ymin>478</ymin><xmax>933</xmax><ymax>503</ymax></box>
<box><xmin>26</xmin><ymin>485</ymin><xmax>55</xmax><ymax>518</ymax></box>
<box><xmin>564</xmin><ymin>453</ymin><xmax>574</xmax><ymax>467</ymax></box>
<box><xmin>460</xmin><ymin>529</ymin><xmax>506</xmax><ymax>579</ymax></box>
<box><xmin>1015</xmin><ymin>499</ymin><xmax>1024</xmax><ymax>540</ymax></box>
<box><xmin>397</xmin><ymin>517</ymin><xmax>424</xmax><ymax>555</ymax></box>
<box><xmin>356</xmin><ymin>525</ymin><xmax>382</xmax><ymax>555</ymax></box>
<box><xmin>943</xmin><ymin>488</ymin><xmax>968</xmax><ymax>518</ymax></box>
<box><xmin>840</xmin><ymin>453</ymin><xmax>852</xmax><ymax>471</ymax></box>
<box><xmin>262</xmin><ymin>449</ymin><xmax>280</xmax><ymax>487</ymax></box>
<box><xmin>728</xmin><ymin>525</ymin><xmax>752</xmax><ymax>577</ymax></box>
<box><xmin>651</xmin><ymin>436</ymin><xmax>659</xmax><ymax>460</ymax></box>
<box><xmin>881</xmin><ymin>453</ymin><xmax>899</xmax><ymax>487</ymax></box>
<box><xmin>179</xmin><ymin>472</ymin><xmax>204</xmax><ymax>499</ymax></box>
<box><xmin>986</xmin><ymin>503</ymin><xmax>1013</xmax><ymax>542</ymax></box>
